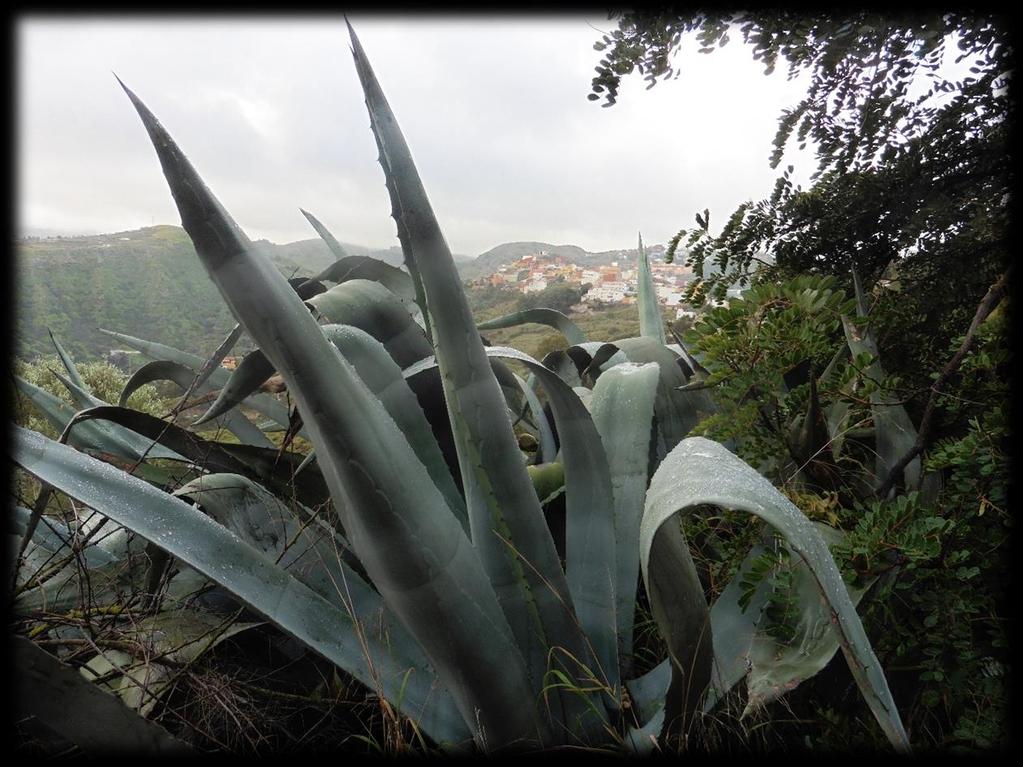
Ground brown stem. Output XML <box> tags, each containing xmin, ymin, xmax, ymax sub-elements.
<box><xmin>875</xmin><ymin>269</ymin><xmax>1009</xmax><ymax>498</ymax></box>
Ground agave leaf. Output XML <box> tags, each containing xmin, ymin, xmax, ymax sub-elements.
<box><xmin>118</xmin><ymin>359</ymin><xmax>275</xmax><ymax>448</ymax></box>
<box><xmin>741</xmin><ymin>536</ymin><xmax>877</xmax><ymax>716</ymax></box>
<box><xmin>525</xmin><ymin>462</ymin><xmax>565</xmax><ymax>504</ymax></box>
<box><xmin>824</xmin><ymin>400</ymin><xmax>854</xmax><ymax>460</ymax></box>
<box><xmin>322</xmin><ymin>324</ymin><xmax>467</xmax><ymax>527</ymax></box>
<box><xmin>288</xmin><ymin>275</ymin><xmax>328</xmax><ymax>300</ymax></box>
<box><xmin>299</xmin><ymin>207</ymin><xmax>417</xmax><ymax>304</ymax></box>
<box><xmin>67</xmin><ymin>404</ymin><xmax>329</xmax><ymax>508</ymax></box>
<box><xmin>477</xmin><ymin>308</ymin><xmax>587</xmax><ymax>346</ymax></box>
<box><xmin>299</xmin><ymin>206</ymin><xmax>349</xmax><ymax>259</ymax></box>
<box><xmin>11</xmin><ymin>504</ymin><xmax>84</xmax><ymax>563</ymax></box>
<box><xmin>640</xmin><ymin>504</ymin><xmax>712</xmax><ymax>740</ymax></box>
<box><xmin>15</xmin><ymin>374</ymin><xmax>180</xmax><ymax>464</ymax></box>
<box><xmin>786</xmin><ymin>372</ymin><xmax>840</xmax><ymax>489</ymax></box>
<box><xmin>580</xmin><ymin>342</ymin><xmax>629</xmax><ymax>385</ymax></box>
<box><xmin>185</xmin><ymin>321</ymin><xmax>246</xmax><ymax>396</ymax></box>
<box><xmin>817</xmin><ymin>340</ymin><xmax>847</xmax><ymax>389</ymax></box>
<box><xmin>80</xmin><ymin>609</ymin><xmax>261</xmax><ymax>716</ymax></box>
<box><xmin>513</xmin><ymin>372</ymin><xmax>557</xmax><ymax>464</ymax></box>
<box><xmin>702</xmin><ymin>523</ymin><xmax>875</xmax><ymax>713</ymax></box>
<box><xmin>641</xmin><ymin>437</ymin><xmax>909</xmax><ymax>751</ymax></box>
<box><xmin>13</xmin><ymin>635</ymin><xmax>193</xmax><ymax>754</ymax></box>
<box><xmin>48</xmin><ymin>330</ymin><xmax>88</xmax><ymax>391</ymax></box>
<box><xmin>668</xmin><ymin>325</ymin><xmax>711</xmax><ymax>381</ymax></box>
<box><xmin>51</xmin><ymin>368</ymin><xmax>198</xmax><ymax>463</ymax></box>
<box><xmin>349</xmin><ymin>24</ymin><xmax>597</xmax><ymax>730</ymax></box>
<box><xmin>14</xmin><ymin>375</ymin><xmax>95</xmax><ymax>444</ymax></box>
<box><xmin>613</xmin><ymin>337</ymin><xmax>703</xmax><ymax>462</ymax></box>
<box><xmin>199</xmin><ymin>324</ymin><xmax>465</xmax><ymax>519</ymax></box>
<box><xmin>316</xmin><ymin>255</ymin><xmax>416</xmax><ymax>304</ymax></box>
<box><xmin>173</xmin><ymin>472</ymin><xmax>356</xmax><ymax>578</ymax></box>
<box><xmin>14</xmin><ymin>515</ymin><xmax>150</xmax><ymax>615</ymax></box>
<box><xmin>588</xmin><ymin>361</ymin><xmax>660</xmax><ymax>674</ymax></box>
<box><xmin>406</xmin><ymin>345</ymin><xmax>620</xmax><ymax>705</ymax></box>
<box><xmin>49</xmin><ymin>367</ymin><xmax>106</xmax><ymax>410</ymax></box>
<box><xmin>194</xmin><ymin>348</ymin><xmax>276</xmax><ymax>425</ymax></box>
<box><xmin>119</xmin><ymin>360</ymin><xmax>200</xmax><ymax>406</ymax></box>
<box><xmin>12</xmin><ymin>426</ymin><xmax>471</xmax><ymax>745</ymax></box>
<box><xmin>542</xmin><ymin>348</ymin><xmax>583</xmax><ymax>388</ymax></box>
<box><xmin>12</xmin><ymin>504</ymin><xmax>100</xmax><ymax>607</ymax></box>
<box><xmin>119</xmin><ymin>81</ymin><xmax>540</xmax><ymax>748</ymax></box>
<box><xmin>99</xmin><ymin>328</ymin><xmax>292</xmax><ymax>428</ymax></box>
<box><xmin>306</xmin><ymin>280</ymin><xmax>432</xmax><ymax>368</ymax></box>
<box><xmin>636</xmin><ymin>233</ymin><xmax>666</xmax><ymax>345</ymax></box>
<box><xmin>842</xmin><ymin>267</ymin><xmax>924</xmax><ymax>495</ymax></box>
<box><xmin>172</xmin><ymin>472</ymin><xmax>434</xmax><ymax>669</ymax></box>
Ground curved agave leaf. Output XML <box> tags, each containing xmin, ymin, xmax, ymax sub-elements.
<box><xmin>580</xmin><ymin>342</ymin><xmax>629</xmax><ymax>385</ymax></box>
<box><xmin>636</xmin><ymin>233</ymin><xmax>666</xmax><ymax>345</ymax></box>
<box><xmin>299</xmin><ymin>212</ymin><xmax>417</xmax><ymax>305</ymax></box>
<box><xmin>63</xmin><ymin>405</ymin><xmax>329</xmax><ymax>509</ymax></box>
<box><xmin>740</xmin><ymin>533</ymin><xmax>877</xmax><ymax>716</ymax></box>
<box><xmin>174</xmin><ymin>472</ymin><xmax>354</xmax><ymax>580</ymax></box>
<box><xmin>197</xmin><ymin>322</ymin><xmax>466</xmax><ymax>517</ymax></box>
<box><xmin>640</xmin><ymin>437</ymin><xmax>909</xmax><ymax>751</ymax></box>
<box><xmin>542</xmin><ymin>348</ymin><xmax>583</xmax><ymax>388</ymax></box>
<box><xmin>349</xmin><ymin>24</ymin><xmax>597</xmax><ymax>733</ymax></box>
<box><xmin>316</xmin><ymin>256</ymin><xmax>416</xmax><ymax>303</ymax></box>
<box><xmin>477</xmin><ymin>308</ymin><xmax>587</xmax><ymax>346</ymax></box>
<box><xmin>306</xmin><ymin>279</ymin><xmax>432</xmax><ymax>368</ymax></box>
<box><xmin>12</xmin><ymin>426</ymin><xmax>471</xmax><ymax>746</ymax></box>
<box><xmin>98</xmin><ymin>328</ymin><xmax>292</xmax><ymax>428</ymax></box>
<box><xmin>193</xmin><ymin>349</ymin><xmax>276</xmax><ymax>426</ymax></box>
<box><xmin>119</xmin><ymin>359</ymin><xmax>275</xmax><ymax>448</ymax></box>
<box><xmin>588</xmin><ymin>361</ymin><xmax>660</xmax><ymax>674</ymax></box>
<box><xmin>118</xmin><ymin>81</ymin><xmax>539</xmax><ymax>748</ymax></box>
<box><xmin>702</xmin><ymin>524</ymin><xmax>875</xmax><ymax>713</ymax></box>
<box><xmin>186</xmin><ymin>321</ymin><xmax>247</xmax><ymax>395</ymax></box>
<box><xmin>119</xmin><ymin>360</ymin><xmax>204</xmax><ymax>407</ymax></box>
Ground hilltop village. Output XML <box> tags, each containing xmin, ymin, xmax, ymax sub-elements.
<box><xmin>469</xmin><ymin>245</ymin><xmax>730</xmax><ymax>320</ymax></box>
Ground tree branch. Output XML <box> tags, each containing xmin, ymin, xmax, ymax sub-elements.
<box><xmin>875</xmin><ymin>268</ymin><xmax>1009</xmax><ymax>498</ymax></box>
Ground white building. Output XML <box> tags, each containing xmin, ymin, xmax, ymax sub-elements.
<box><xmin>584</xmin><ymin>281</ymin><xmax>628</xmax><ymax>303</ymax></box>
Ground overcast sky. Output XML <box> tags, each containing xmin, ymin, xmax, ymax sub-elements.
<box><xmin>17</xmin><ymin>14</ymin><xmax>817</xmax><ymax>256</ymax></box>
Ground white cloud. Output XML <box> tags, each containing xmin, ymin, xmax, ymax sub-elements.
<box><xmin>17</xmin><ymin>14</ymin><xmax>815</xmax><ymax>255</ymax></box>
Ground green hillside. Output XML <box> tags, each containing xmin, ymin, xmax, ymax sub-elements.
<box><xmin>14</xmin><ymin>225</ymin><xmax>625</xmax><ymax>364</ymax></box>
<box><xmin>13</xmin><ymin>225</ymin><xmax>464</xmax><ymax>363</ymax></box>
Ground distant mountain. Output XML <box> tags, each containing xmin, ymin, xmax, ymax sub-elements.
<box><xmin>13</xmin><ymin>224</ymin><xmax>650</xmax><ymax>364</ymax></box>
<box><xmin>13</xmin><ymin>224</ymin><xmax>469</xmax><ymax>363</ymax></box>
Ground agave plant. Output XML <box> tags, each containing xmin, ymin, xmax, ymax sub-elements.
<box><xmin>10</xmin><ymin>23</ymin><xmax>911</xmax><ymax>754</ymax></box>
